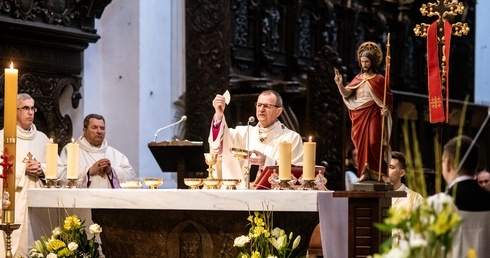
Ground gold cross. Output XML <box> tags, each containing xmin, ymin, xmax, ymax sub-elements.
<box><xmin>22</xmin><ymin>152</ymin><xmax>37</xmax><ymax>163</ymax></box>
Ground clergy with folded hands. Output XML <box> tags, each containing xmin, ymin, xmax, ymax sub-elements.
<box><xmin>60</xmin><ymin>114</ymin><xmax>136</xmax><ymax>188</ymax></box>
<box><xmin>209</xmin><ymin>90</ymin><xmax>303</xmax><ymax>188</ymax></box>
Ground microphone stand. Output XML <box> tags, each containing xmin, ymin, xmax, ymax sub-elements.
<box><xmin>245</xmin><ymin>117</ymin><xmax>254</xmax><ymax>189</ymax></box>
<box><xmin>153</xmin><ymin>116</ymin><xmax>187</xmax><ymax>142</ymax></box>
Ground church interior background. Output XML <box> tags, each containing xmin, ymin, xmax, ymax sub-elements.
<box><xmin>0</xmin><ymin>0</ymin><xmax>489</xmax><ymax>192</ymax></box>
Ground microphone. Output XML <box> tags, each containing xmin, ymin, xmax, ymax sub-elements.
<box><xmin>245</xmin><ymin>116</ymin><xmax>255</xmax><ymax>189</ymax></box>
<box><xmin>153</xmin><ymin>115</ymin><xmax>187</xmax><ymax>142</ymax></box>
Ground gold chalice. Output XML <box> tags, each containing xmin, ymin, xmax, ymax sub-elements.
<box><xmin>144</xmin><ymin>177</ymin><xmax>164</xmax><ymax>189</ymax></box>
<box><xmin>203</xmin><ymin>178</ymin><xmax>222</xmax><ymax>190</ymax></box>
<box><xmin>221</xmin><ymin>179</ymin><xmax>241</xmax><ymax>190</ymax></box>
<box><xmin>120</xmin><ymin>180</ymin><xmax>143</xmax><ymax>189</ymax></box>
<box><xmin>184</xmin><ymin>178</ymin><xmax>203</xmax><ymax>190</ymax></box>
<box><xmin>204</xmin><ymin>153</ymin><xmax>218</xmax><ymax>179</ymax></box>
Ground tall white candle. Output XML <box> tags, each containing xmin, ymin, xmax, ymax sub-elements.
<box><xmin>303</xmin><ymin>136</ymin><xmax>316</xmax><ymax>180</ymax></box>
<box><xmin>279</xmin><ymin>141</ymin><xmax>292</xmax><ymax>180</ymax></box>
<box><xmin>66</xmin><ymin>140</ymin><xmax>79</xmax><ymax>179</ymax></box>
<box><xmin>3</xmin><ymin>62</ymin><xmax>18</xmax><ymax>223</ymax></box>
<box><xmin>45</xmin><ymin>138</ymin><xmax>58</xmax><ymax>179</ymax></box>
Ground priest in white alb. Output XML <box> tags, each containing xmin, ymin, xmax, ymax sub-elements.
<box><xmin>60</xmin><ymin>114</ymin><xmax>136</xmax><ymax>188</ymax></box>
<box><xmin>209</xmin><ymin>90</ymin><xmax>303</xmax><ymax>188</ymax></box>
<box><xmin>0</xmin><ymin>93</ymin><xmax>63</xmax><ymax>257</ymax></box>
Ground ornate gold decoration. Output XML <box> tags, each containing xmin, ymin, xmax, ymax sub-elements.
<box><xmin>357</xmin><ymin>41</ymin><xmax>383</xmax><ymax>65</ymax></box>
<box><xmin>414</xmin><ymin>0</ymin><xmax>469</xmax><ymax>85</ymax></box>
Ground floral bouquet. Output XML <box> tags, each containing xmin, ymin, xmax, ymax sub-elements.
<box><xmin>233</xmin><ymin>204</ymin><xmax>301</xmax><ymax>258</ymax></box>
<box><xmin>29</xmin><ymin>213</ymin><xmax>103</xmax><ymax>258</ymax></box>
<box><xmin>372</xmin><ymin>193</ymin><xmax>461</xmax><ymax>258</ymax></box>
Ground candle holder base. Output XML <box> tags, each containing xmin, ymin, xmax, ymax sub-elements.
<box><xmin>298</xmin><ymin>179</ymin><xmax>319</xmax><ymax>190</ymax></box>
<box><xmin>65</xmin><ymin>179</ymin><xmax>79</xmax><ymax>188</ymax></box>
<box><xmin>268</xmin><ymin>170</ymin><xmax>297</xmax><ymax>190</ymax></box>
<box><xmin>44</xmin><ymin>179</ymin><xmax>58</xmax><ymax>188</ymax></box>
<box><xmin>0</xmin><ymin>223</ymin><xmax>21</xmax><ymax>258</ymax></box>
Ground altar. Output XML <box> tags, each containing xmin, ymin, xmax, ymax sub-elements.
<box><xmin>27</xmin><ymin>189</ymin><xmax>348</xmax><ymax>258</ymax></box>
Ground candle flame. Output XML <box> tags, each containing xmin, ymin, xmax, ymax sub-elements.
<box><xmin>309</xmin><ymin>136</ymin><xmax>312</xmax><ymax>142</ymax></box>
<box><xmin>71</xmin><ymin>138</ymin><xmax>75</xmax><ymax>142</ymax></box>
<box><xmin>9</xmin><ymin>62</ymin><xmax>13</xmax><ymax>69</ymax></box>
<box><xmin>50</xmin><ymin>138</ymin><xmax>54</xmax><ymax>143</ymax></box>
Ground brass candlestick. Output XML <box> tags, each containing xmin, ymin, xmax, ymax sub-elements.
<box><xmin>66</xmin><ymin>179</ymin><xmax>78</xmax><ymax>188</ymax></box>
<box><xmin>0</xmin><ymin>221</ymin><xmax>20</xmax><ymax>258</ymax></box>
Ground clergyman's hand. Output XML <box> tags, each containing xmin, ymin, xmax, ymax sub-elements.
<box><xmin>25</xmin><ymin>160</ymin><xmax>43</xmax><ymax>176</ymax></box>
<box><xmin>249</xmin><ymin>150</ymin><xmax>266</xmax><ymax>167</ymax></box>
<box><xmin>212</xmin><ymin>94</ymin><xmax>226</xmax><ymax>121</ymax></box>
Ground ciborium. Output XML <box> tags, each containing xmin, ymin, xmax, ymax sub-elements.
<box><xmin>204</xmin><ymin>153</ymin><xmax>218</xmax><ymax>179</ymax></box>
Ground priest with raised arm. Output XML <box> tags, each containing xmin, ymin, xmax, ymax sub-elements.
<box><xmin>208</xmin><ymin>90</ymin><xmax>303</xmax><ymax>189</ymax></box>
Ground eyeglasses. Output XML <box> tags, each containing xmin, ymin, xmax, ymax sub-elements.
<box><xmin>255</xmin><ymin>102</ymin><xmax>281</xmax><ymax>109</ymax></box>
<box><xmin>17</xmin><ymin>106</ymin><xmax>37</xmax><ymax>113</ymax></box>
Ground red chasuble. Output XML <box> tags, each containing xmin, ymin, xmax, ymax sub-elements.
<box><xmin>345</xmin><ymin>74</ymin><xmax>393</xmax><ymax>178</ymax></box>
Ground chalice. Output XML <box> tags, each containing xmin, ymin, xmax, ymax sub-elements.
<box><xmin>144</xmin><ymin>177</ymin><xmax>164</xmax><ymax>189</ymax></box>
<box><xmin>204</xmin><ymin>153</ymin><xmax>218</xmax><ymax>179</ymax></box>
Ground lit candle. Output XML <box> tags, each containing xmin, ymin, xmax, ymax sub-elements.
<box><xmin>66</xmin><ymin>139</ymin><xmax>79</xmax><ymax>179</ymax></box>
<box><xmin>45</xmin><ymin>138</ymin><xmax>58</xmax><ymax>179</ymax></box>
<box><xmin>303</xmin><ymin>136</ymin><xmax>316</xmax><ymax>180</ymax></box>
<box><xmin>279</xmin><ymin>141</ymin><xmax>292</xmax><ymax>180</ymax></box>
<box><xmin>3</xmin><ymin>62</ymin><xmax>18</xmax><ymax>223</ymax></box>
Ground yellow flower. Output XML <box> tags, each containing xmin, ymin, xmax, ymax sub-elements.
<box><xmin>251</xmin><ymin>251</ymin><xmax>261</xmax><ymax>258</ymax></box>
<box><xmin>63</xmin><ymin>215</ymin><xmax>82</xmax><ymax>231</ymax></box>
<box><xmin>47</xmin><ymin>239</ymin><xmax>66</xmax><ymax>252</ymax></box>
<box><xmin>384</xmin><ymin>206</ymin><xmax>410</xmax><ymax>225</ymax></box>
<box><xmin>57</xmin><ymin>246</ymin><xmax>72</xmax><ymax>257</ymax></box>
<box><xmin>467</xmin><ymin>249</ymin><xmax>476</xmax><ymax>258</ymax></box>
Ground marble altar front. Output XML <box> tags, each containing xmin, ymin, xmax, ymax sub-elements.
<box><xmin>27</xmin><ymin>189</ymin><xmax>345</xmax><ymax>257</ymax></box>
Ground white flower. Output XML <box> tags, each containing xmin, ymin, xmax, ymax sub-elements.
<box><xmin>51</xmin><ymin>227</ymin><xmax>61</xmax><ymax>236</ymax></box>
<box><xmin>233</xmin><ymin>235</ymin><xmax>250</xmax><ymax>247</ymax></box>
<box><xmin>47</xmin><ymin>253</ymin><xmax>57</xmax><ymax>258</ymax></box>
<box><xmin>407</xmin><ymin>230</ymin><xmax>427</xmax><ymax>248</ymax></box>
<box><xmin>89</xmin><ymin>223</ymin><xmax>102</xmax><ymax>234</ymax></box>
<box><xmin>68</xmin><ymin>242</ymin><xmax>78</xmax><ymax>251</ymax></box>
<box><xmin>267</xmin><ymin>256</ymin><xmax>278</xmax><ymax>258</ymax></box>
<box><xmin>271</xmin><ymin>227</ymin><xmax>282</xmax><ymax>238</ymax></box>
<box><xmin>270</xmin><ymin>235</ymin><xmax>286</xmax><ymax>250</ymax></box>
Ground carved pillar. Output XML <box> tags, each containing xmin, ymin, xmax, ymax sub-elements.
<box><xmin>185</xmin><ymin>0</ymin><xmax>230</xmax><ymax>143</ymax></box>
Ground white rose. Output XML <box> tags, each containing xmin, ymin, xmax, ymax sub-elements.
<box><xmin>47</xmin><ymin>253</ymin><xmax>57</xmax><ymax>258</ymax></box>
<box><xmin>233</xmin><ymin>235</ymin><xmax>250</xmax><ymax>247</ymax></box>
<box><xmin>51</xmin><ymin>227</ymin><xmax>61</xmax><ymax>236</ymax></box>
<box><xmin>68</xmin><ymin>242</ymin><xmax>78</xmax><ymax>251</ymax></box>
<box><xmin>89</xmin><ymin>223</ymin><xmax>102</xmax><ymax>234</ymax></box>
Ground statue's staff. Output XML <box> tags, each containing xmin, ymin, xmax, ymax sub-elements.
<box><xmin>378</xmin><ymin>33</ymin><xmax>391</xmax><ymax>182</ymax></box>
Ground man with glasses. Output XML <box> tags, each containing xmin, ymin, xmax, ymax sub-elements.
<box><xmin>209</xmin><ymin>90</ymin><xmax>303</xmax><ymax>189</ymax></box>
<box><xmin>0</xmin><ymin>93</ymin><xmax>63</xmax><ymax>257</ymax></box>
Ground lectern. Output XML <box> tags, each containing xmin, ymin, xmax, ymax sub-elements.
<box><xmin>148</xmin><ymin>140</ymin><xmax>207</xmax><ymax>189</ymax></box>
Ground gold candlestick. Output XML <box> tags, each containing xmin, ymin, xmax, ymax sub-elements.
<box><xmin>0</xmin><ymin>223</ymin><xmax>20</xmax><ymax>258</ymax></box>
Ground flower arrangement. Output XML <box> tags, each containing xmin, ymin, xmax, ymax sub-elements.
<box><xmin>233</xmin><ymin>204</ymin><xmax>301</xmax><ymax>258</ymax></box>
<box><xmin>372</xmin><ymin>193</ymin><xmax>462</xmax><ymax>258</ymax></box>
<box><xmin>29</xmin><ymin>213</ymin><xmax>102</xmax><ymax>258</ymax></box>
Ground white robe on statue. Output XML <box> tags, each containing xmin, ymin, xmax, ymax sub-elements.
<box><xmin>0</xmin><ymin>125</ymin><xmax>62</xmax><ymax>257</ymax></box>
<box><xmin>208</xmin><ymin>117</ymin><xmax>303</xmax><ymax>189</ymax></box>
<box><xmin>60</xmin><ymin>136</ymin><xmax>136</xmax><ymax>188</ymax></box>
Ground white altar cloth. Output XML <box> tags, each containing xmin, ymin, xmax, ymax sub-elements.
<box><xmin>27</xmin><ymin>189</ymin><xmax>348</xmax><ymax>258</ymax></box>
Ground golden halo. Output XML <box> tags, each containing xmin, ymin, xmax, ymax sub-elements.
<box><xmin>357</xmin><ymin>41</ymin><xmax>383</xmax><ymax>66</ymax></box>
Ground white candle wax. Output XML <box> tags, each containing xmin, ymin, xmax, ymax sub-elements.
<box><xmin>303</xmin><ymin>138</ymin><xmax>316</xmax><ymax>180</ymax></box>
<box><xmin>66</xmin><ymin>141</ymin><xmax>79</xmax><ymax>179</ymax></box>
<box><xmin>45</xmin><ymin>139</ymin><xmax>58</xmax><ymax>179</ymax></box>
<box><xmin>279</xmin><ymin>142</ymin><xmax>292</xmax><ymax>180</ymax></box>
